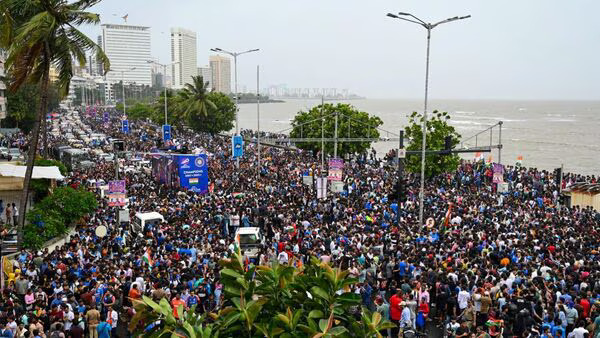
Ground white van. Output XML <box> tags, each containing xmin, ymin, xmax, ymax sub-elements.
<box><xmin>234</xmin><ymin>227</ymin><xmax>265</xmax><ymax>259</ymax></box>
<box><xmin>132</xmin><ymin>212</ymin><xmax>165</xmax><ymax>233</ymax></box>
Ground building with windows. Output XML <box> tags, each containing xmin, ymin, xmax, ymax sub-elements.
<box><xmin>101</xmin><ymin>24</ymin><xmax>152</xmax><ymax>87</ymax></box>
<box><xmin>170</xmin><ymin>28</ymin><xmax>197</xmax><ymax>89</ymax></box>
<box><xmin>197</xmin><ymin>66</ymin><xmax>212</xmax><ymax>90</ymax></box>
<box><xmin>209</xmin><ymin>55</ymin><xmax>231</xmax><ymax>94</ymax></box>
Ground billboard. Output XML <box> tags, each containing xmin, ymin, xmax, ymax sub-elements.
<box><xmin>107</xmin><ymin>180</ymin><xmax>126</xmax><ymax>207</ymax></box>
<box><xmin>328</xmin><ymin>158</ymin><xmax>343</xmax><ymax>181</ymax></box>
<box><xmin>177</xmin><ymin>155</ymin><xmax>208</xmax><ymax>194</ymax></box>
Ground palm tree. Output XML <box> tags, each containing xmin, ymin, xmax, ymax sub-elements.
<box><xmin>177</xmin><ymin>75</ymin><xmax>216</xmax><ymax>123</ymax></box>
<box><xmin>2</xmin><ymin>0</ymin><xmax>109</xmax><ymax>246</ymax></box>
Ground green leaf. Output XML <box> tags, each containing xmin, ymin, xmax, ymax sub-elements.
<box><xmin>319</xmin><ymin>319</ymin><xmax>328</xmax><ymax>333</ymax></box>
<box><xmin>220</xmin><ymin>268</ymin><xmax>243</xmax><ymax>280</ymax></box>
<box><xmin>308</xmin><ymin>310</ymin><xmax>325</xmax><ymax>319</ymax></box>
<box><xmin>328</xmin><ymin>326</ymin><xmax>348</xmax><ymax>336</ymax></box>
<box><xmin>310</xmin><ymin>286</ymin><xmax>330</xmax><ymax>301</ymax></box>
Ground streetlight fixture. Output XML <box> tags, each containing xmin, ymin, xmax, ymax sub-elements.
<box><xmin>387</xmin><ymin>11</ymin><xmax>470</xmax><ymax>227</ymax></box>
<box><xmin>147</xmin><ymin>60</ymin><xmax>180</xmax><ymax>126</ymax></box>
<box><xmin>210</xmin><ymin>47</ymin><xmax>260</xmax><ymax>168</ymax></box>
<box><xmin>111</xmin><ymin>67</ymin><xmax>137</xmax><ymax>117</ymax></box>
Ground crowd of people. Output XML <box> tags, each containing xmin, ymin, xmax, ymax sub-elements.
<box><xmin>0</xmin><ymin>109</ymin><xmax>598</xmax><ymax>338</ymax></box>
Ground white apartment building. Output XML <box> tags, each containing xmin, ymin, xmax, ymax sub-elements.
<box><xmin>102</xmin><ymin>24</ymin><xmax>152</xmax><ymax>88</ymax></box>
<box><xmin>197</xmin><ymin>66</ymin><xmax>212</xmax><ymax>90</ymax></box>
<box><xmin>170</xmin><ymin>28</ymin><xmax>197</xmax><ymax>89</ymax></box>
<box><xmin>209</xmin><ymin>55</ymin><xmax>231</xmax><ymax>94</ymax></box>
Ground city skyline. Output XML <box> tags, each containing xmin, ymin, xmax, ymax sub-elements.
<box><xmin>80</xmin><ymin>0</ymin><xmax>600</xmax><ymax>100</ymax></box>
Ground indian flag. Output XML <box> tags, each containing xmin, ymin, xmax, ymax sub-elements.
<box><xmin>142</xmin><ymin>248</ymin><xmax>154</xmax><ymax>267</ymax></box>
<box><xmin>189</xmin><ymin>178</ymin><xmax>199</xmax><ymax>185</ymax></box>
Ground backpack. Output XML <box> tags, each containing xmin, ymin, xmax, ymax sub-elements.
<box><xmin>50</xmin><ymin>331</ymin><xmax>62</xmax><ymax>338</ymax></box>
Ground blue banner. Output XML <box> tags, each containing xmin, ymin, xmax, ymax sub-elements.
<box><xmin>162</xmin><ymin>124</ymin><xmax>171</xmax><ymax>141</ymax></box>
<box><xmin>122</xmin><ymin>120</ymin><xmax>129</xmax><ymax>133</ymax></box>
<box><xmin>177</xmin><ymin>154</ymin><xmax>208</xmax><ymax>194</ymax></box>
<box><xmin>103</xmin><ymin>111</ymin><xmax>109</xmax><ymax>123</ymax></box>
<box><xmin>232</xmin><ymin>135</ymin><xmax>244</xmax><ymax>158</ymax></box>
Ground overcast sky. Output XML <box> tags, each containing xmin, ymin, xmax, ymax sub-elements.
<box><xmin>80</xmin><ymin>0</ymin><xmax>600</xmax><ymax>100</ymax></box>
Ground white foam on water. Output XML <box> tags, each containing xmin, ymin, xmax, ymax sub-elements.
<box><xmin>548</xmin><ymin>118</ymin><xmax>577</xmax><ymax>122</ymax></box>
<box><xmin>451</xmin><ymin>120</ymin><xmax>485</xmax><ymax>125</ymax></box>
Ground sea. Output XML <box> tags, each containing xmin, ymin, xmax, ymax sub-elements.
<box><xmin>237</xmin><ymin>99</ymin><xmax>600</xmax><ymax>176</ymax></box>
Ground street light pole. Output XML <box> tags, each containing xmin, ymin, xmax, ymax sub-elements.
<box><xmin>210</xmin><ymin>47</ymin><xmax>260</xmax><ymax>169</ymax></box>
<box><xmin>147</xmin><ymin>60</ymin><xmax>179</xmax><ymax>126</ymax></box>
<box><xmin>256</xmin><ymin>65</ymin><xmax>260</xmax><ymax>181</ymax></box>
<box><xmin>115</xmin><ymin>67</ymin><xmax>137</xmax><ymax>118</ymax></box>
<box><xmin>387</xmin><ymin>12</ymin><xmax>470</xmax><ymax>227</ymax></box>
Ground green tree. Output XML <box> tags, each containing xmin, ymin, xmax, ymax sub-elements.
<box><xmin>2</xmin><ymin>0</ymin><xmax>110</xmax><ymax>246</ymax></box>
<box><xmin>4</xmin><ymin>82</ymin><xmax>59</xmax><ymax>132</ymax></box>
<box><xmin>177</xmin><ymin>75</ymin><xmax>216</xmax><ymax>120</ymax></box>
<box><xmin>153</xmin><ymin>89</ymin><xmax>180</xmax><ymax>125</ymax></box>
<box><xmin>404</xmin><ymin>111</ymin><xmax>461</xmax><ymax>178</ymax></box>
<box><xmin>22</xmin><ymin>186</ymin><xmax>97</xmax><ymax>249</ymax></box>
<box><xmin>187</xmin><ymin>92</ymin><xmax>235</xmax><ymax>134</ymax></box>
<box><xmin>129</xmin><ymin>250</ymin><xmax>394</xmax><ymax>338</ymax></box>
<box><xmin>116</xmin><ymin>101</ymin><xmax>156</xmax><ymax>121</ymax></box>
<box><xmin>289</xmin><ymin>103</ymin><xmax>383</xmax><ymax>156</ymax></box>
<box><xmin>30</xmin><ymin>157</ymin><xmax>67</xmax><ymax>201</ymax></box>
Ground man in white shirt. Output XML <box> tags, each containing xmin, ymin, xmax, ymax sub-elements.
<box><xmin>63</xmin><ymin>306</ymin><xmax>74</xmax><ymax>331</ymax></box>
<box><xmin>567</xmin><ymin>323</ymin><xmax>588</xmax><ymax>338</ymax></box>
<box><xmin>457</xmin><ymin>289</ymin><xmax>471</xmax><ymax>310</ymax></box>
<box><xmin>106</xmin><ymin>305</ymin><xmax>118</xmax><ymax>336</ymax></box>
<box><xmin>277</xmin><ymin>250</ymin><xmax>289</xmax><ymax>265</ymax></box>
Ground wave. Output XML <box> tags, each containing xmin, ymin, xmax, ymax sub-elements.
<box><xmin>547</xmin><ymin>118</ymin><xmax>577</xmax><ymax>122</ymax></box>
<box><xmin>451</xmin><ymin>120</ymin><xmax>485</xmax><ymax>126</ymax></box>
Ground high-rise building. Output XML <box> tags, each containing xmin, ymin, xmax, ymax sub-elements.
<box><xmin>101</xmin><ymin>24</ymin><xmax>152</xmax><ymax>87</ymax></box>
<box><xmin>0</xmin><ymin>51</ymin><xmax>6</xmax><ymax>120</ymax></box>
<box><xmin>209</xmin><ymin>55</ymin><xmax>231</xmax><ymax>94</ymax></box>
<box><xmin>197</xmin><ymin>66</ymin><xmax>212</xmax><ymax>90</ymax></box>
<box><xmin>170</xmin><ymin>28</ymin><xmax>197</xmax><ymax>89</ymax></box>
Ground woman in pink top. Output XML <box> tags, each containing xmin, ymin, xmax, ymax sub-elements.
<box><xmin>24</xmin><ymin>289</ymin><xmax>35</xmax><ymax>311</ymax></box>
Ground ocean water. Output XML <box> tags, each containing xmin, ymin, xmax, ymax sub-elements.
<box><xmin>237</xmin><ymin>99</ymin><xmax>600</xmax><ymax>175</ymax></box>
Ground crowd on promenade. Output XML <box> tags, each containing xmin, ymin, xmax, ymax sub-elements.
<box><xmin>0</xmin><ymin>110</ymin><xmax>599</xmax><ymax>338</ymax></box>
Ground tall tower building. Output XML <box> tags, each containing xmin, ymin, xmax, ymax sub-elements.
<box><xmin>101</xmin><ymin>24</ymin><xmax>152</xmax><ymax>86</ymax></box>
<box><xmin>170</xmin><ymin>28</ymin><xmax>197</xmax><ymax>89</ymax></box>
<box><xmin>209</xmin><ymin>55</ymin><xmax>231</xmax><ymax>94</ymax></box>
<box><xmin>197</xmin><ymin>66</ymin><xmax>212</xmax><ymax>90</ymax></box>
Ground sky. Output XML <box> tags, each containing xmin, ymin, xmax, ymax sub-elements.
<box><xmin>80</xmin><ymin>0</ymin><xmax>600</xmax><ymax>100</ymax></box>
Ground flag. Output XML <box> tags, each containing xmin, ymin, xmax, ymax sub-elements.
<box><xmin>443</xmin><ymin>202</ymin><xmax>454</xmax><ymax>227</ymax></box>
<box><xmin>142</xmin><ymin>248</ymin><xmax>154</xmax><ymax>267</ymax></box>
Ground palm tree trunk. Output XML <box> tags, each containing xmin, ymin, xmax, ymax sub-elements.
<box><xmin>17</xmin><ymin>66</ymin><xmax>49</xmax><ymax>247</ymax></box>
<box><xmin>42</xmin><ymin>114</ymin><xmax>48</xmax><ymax>158</ymax></box>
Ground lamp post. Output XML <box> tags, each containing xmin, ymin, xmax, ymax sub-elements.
<box><xmin>387</xmin><ymin>12</ymin><xmax>470</xmax><ymax>227</ymax></box>
<box><xmin>114</xmin><ymin>67</ymin><xmax>137</xmax><ymax>117</ymax></box>
<box><xmin>147</xmin><ymin>60</ymin><xmax>180</xmax><ymax>126</ymax></box>
<box><xmin>210</xmin><ymin>47</ymin><xmax>260</xmax><ymax>168</ymax></box>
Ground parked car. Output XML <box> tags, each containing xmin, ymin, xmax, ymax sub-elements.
<box><xmin>8</xmin><ymin>148</ymin><xmax>25</xmax><ymax>161</ymax></box>
<box><xmin>0</xmin><ymin>147</ymin><xmax>8</xmax><ymax>159</ymax></box>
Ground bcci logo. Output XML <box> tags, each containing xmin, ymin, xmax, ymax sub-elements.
<box><xmin>180</xmin><ymin>158</ymin><xmax>190</xmax><ymax>166</ymax></box>
<box><xmin>195</xmin><ymin>157</ymin><xmax>205</xmax><ymax>167</ymax></box>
